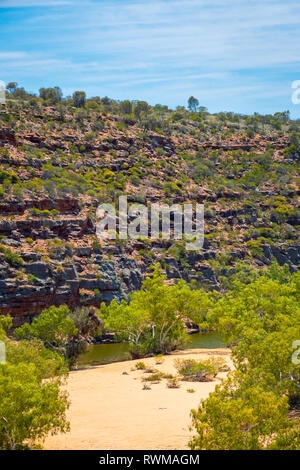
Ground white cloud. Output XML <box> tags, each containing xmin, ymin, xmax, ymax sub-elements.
<box><xmin>19</xmin><ymin>0</ymin><xmax>299</xmax><ymax>74</ymax></box>
<box><xmin>1</xmin><ymin>0</ymin><xmax>299</xmax><ymax>115</ymax></box>
<box><xmin>0</xmin><ymin>52</ymin><xmax>28</xmax><ymax>59</ymax></box>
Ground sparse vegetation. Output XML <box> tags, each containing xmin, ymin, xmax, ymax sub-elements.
<box><xmin>135</xmin><ymin>361</ymin><xmax>146</xmax><ymax>370</ymax></box>
<box><xmin>0</xmin><ymin>84</ymin><xmax>299</xmax><ymax>451</ymax></box>
<box><xmin>174</xmin><ymin>357</ymin><xmax>227</xmax><ymax>382</ymax></box>
<box><xmin>166</xmin><ymin>377</ymin><xmax>181</xmax><ymax>388</ymax></box>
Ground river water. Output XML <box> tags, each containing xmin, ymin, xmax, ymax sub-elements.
<box><xmin>77</xmin><ymin>332</ymin><xmax>225</xmax><ymax>367</ymax></box>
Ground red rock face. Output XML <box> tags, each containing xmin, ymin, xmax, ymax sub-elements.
<box><xmin>0</xmin><ymin>198</ymin><xmax>80</xmax><ymax>215</ymax></box>
<box><xmin>0</xmin><ymin>282</ymin><xmax>80</xmax><ymax>328</ymax></box>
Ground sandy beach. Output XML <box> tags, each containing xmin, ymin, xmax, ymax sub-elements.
<box><xmin>44</xmin><ymin>348</ymin><xmax>231</xmax><ymax>450</ymax></box>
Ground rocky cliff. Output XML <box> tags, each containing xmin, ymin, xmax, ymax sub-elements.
<box><xmin>0</xmin><ymin>99</ymin><xmax>299</xmax><ymax>326</ymax></box>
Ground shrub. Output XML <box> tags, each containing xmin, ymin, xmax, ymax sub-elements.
<box><xmin>174</xmin><ymin>357</ymin><xmax>227</xmax><ymax>382</ymax></box>
<box><xmin>246</xmin><ymin>239</ymin><xmax>264</xmax><ymax>257</ymax></box>
<box><xmin>27</xmin><ymin>274</ymin><xmax>38</xmax><ymax>284</ymax></box>
<box><xmin>29</xmin><ymin>208</ymin><xmax>60</xmax><ymax>218</ymax></box>
<box><xmin>167</xmin><ymin>377</ymin><xmax>181</xmax><ymax>388</ymax></box>
<box><xmin>0</xmin><ymin>245</ymin><xmax>24</xmax><ymax>267</ymax></box>
<box><xmin>163</xmin><ymin>181</ymin><xmax>182</xmax><ymax>195</ymax></box>
<box><xmin>142</xmin><ymin>384</ymin><xmax>151</xmax><ymax>390</ymax></box>
<box><xmin>142</xmin><ymin>370</ymin><xmax>165</xmax><ymax>382</ymax></box>
<box><xmin>0</xmin><ymin>169</ymin><xmax>19</xmax><ymax>184</ymax></box>
<box><xmin>135</xmin><ymin>361</ymin><xmax>146</xmax><ymax>370</ymax></box>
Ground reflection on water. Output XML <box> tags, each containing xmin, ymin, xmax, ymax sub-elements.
<box><xmin>186</xmin><ymin>331</ymin><xmax>225</xmax><ymax>350</ymax></box>
<box><xmin>77</xmin><ymin>332</ymin><xmax>225</xmax><ymax>367</ymax></box>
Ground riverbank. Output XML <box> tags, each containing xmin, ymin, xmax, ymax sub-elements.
<box><xmin>44</xmin><ymin>347</ymin><xmax>231</xmax><ymax>450</ymax></box>
<box><xmin>77</xmin><ymin>331</ymin><xmax>225</xmax><ymax>367</ymax></box>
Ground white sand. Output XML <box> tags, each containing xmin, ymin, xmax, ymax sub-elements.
<box><xmin>44</xmin><ymin>348</ymin><xmax>231</xmax><ymax>450</ymax></box>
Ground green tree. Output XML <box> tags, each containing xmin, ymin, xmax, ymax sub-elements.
<box><xmin>6</xmin><ymin>82</ymin><xmax>18</xmax><ymax>94</ymax></box>
<box><xmin>138</xmin><ymin>265</ymin><xmax>211</xmax><ymax>353</ymax></box>
<box><xmin>134</xmin><ymin>101</ymin><xmax>149</xmax><ymax>119</ymax></box>
<box><xmin>39</xmin><ymin>87</ymin><xmax>62</xmax><ymax>104</ymax></box>
<box><xmin>188</xmin><ymin>96</ymin><xmax>199</xmax><ymax>112</ymax></box>
<box><xmin>100</xmin><ymin>298</ymin><xmax>149</xmax><ymax>355</ymax></box>
<box><xmin>119</xmin><ymin>100</ymin><xmax>133</xmax><ymax>114</ymax></box>
<box><xmin>241</xmin><ymin>327</ymin><xmax>300</xmax><ymax>396</ymax></box>
<box><xmin>72</xmin><ymin>91</ymin><xmax>86</xmax><ymax>108</ymax></box>
<box><xmin>14</xmin><ymin>305</ymin><xmax>77</xmax><ymax>358</ymax></box>
<box><xmin>0</xmin><ymin>362</ymin><xmax>69</xmax><ymax>449</ymax></box>
<box><xmin>190</xmin><ymin>269</ymin><xmax>300</xmax><ymax>450</ymax></box>
<box><xmin>207</xmin><ymin>274</ymin><xmax>299</xmax><ymax>347</ymax></box>
<box><xmin>100</xmin><ymin>264</ymin><xmax>212</xmax><ymax>355</ymax></box>
<box><xmin>11</xmin><ymin>87</ymin><xmax>32</xmax><ymax>100</ymax></box>
<box><xmin>0</xmin><ymin>323</ymin><xmax>69</xmax><ymax>450</ymax></box>
<box><xmin>189</xmin><ymin>374</ymin><xmax>298</xmax><ymax>450</ymax></box>
<box><xmin>6</xmin><ymin>339</ymin><xmax>67</xmax><ymax>381</ymax></box>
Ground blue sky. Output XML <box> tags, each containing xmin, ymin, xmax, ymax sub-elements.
<box><xmin>0</xmin><ymin>0</ymin><xmax>300</xmax><ymax>117</ymax></box>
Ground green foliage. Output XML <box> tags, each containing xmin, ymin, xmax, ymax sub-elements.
<box><xmin>163</xmin><ymin>181</ymin><xmax>182</xmax><ymax>195</ymax></box>
<box><xmin>14</xmin><ymin>305</ymin><xmax>78</xmax><ymax>358</ymax></box>
<box><xmin>0</xmin><ymin>361</ymin><xmax>69</xmax><ymax>449</ymax></box>
<box><xmin>134</xmin><ymin>101</ymin><xmax>150</xmax><ymax>119</ymax></box>
<box><xmin>72</xmin><ymin>91</ymin><xmax>86</xmax><ymax>108</ymax></box>
<box><xmin>119</xmin><ymin>100</ymin><xmax>133</xmax><ymax>114</ymax></box>
<box><xmin>39</xmin><ymin>87</ymin><xmax>62</xmax><ymax>104</ymax></box>
<box><xmin>135</xmin><ymin>361</ymin><xmax>146</xmax><ymax>370</ymax></box>
<box><xmin>27</xmin><ymin>273</ymin><xmax>38</xmax><ymax>284</ymax></box>
<box><xmin>0</xmin><ymin>323</ymin><xmax>69</xmax><ymax>450</ymax></box>
<box><xmin>189</xmin><ymin>378</ymin><xmax>298</xmax><ymax>450</ymax></box>
<box><xmin>0</xmin><ymin>169</ymin><xmax>19</xmax><ymax>184</ymax></box>
<box><xmin>154</xmin><ymin>353</ymin><xmax>164</xmax><ymax>364</ymax></box>
<box><xmin>99</xmin><ymin>298</ymin><xmax>149</xmax><ymax>356</ymax></box>
<box><xmin>29</xmin><ymin>208</ymin><xmax>60</xmax><ymax>218</ymax></box>
<box><xmin>142</xmin><ymin>370</ymin><xmax>165</xmax><ymax>382</ymax></box>
<box><xmin>99</xmin><ymin>264</ymin><xmax>212</xmax><ymax>356</ymax></box>
<box><xmin>188</xmin><ymin>96</ymin><xmax>199</xmax><ymax>112</ymax></box>
<box><xmin>189</xmin><ymin>269</ymin><xmax>300</xmax><ymax>450</ymax></box>
<box><xmin>207</xmin><ymin>273</ymin><xmax>299</xmax><ymax>347</ymax></box>
<box><xmin>0</xmin><ymin>315</ymin><xmax>12</xmax><ymax>340</ymax></box>
<box><xmin>175</xmin><ymin>357</ymin><xmax>227</xmax><ymax>382</ymax></box>
<box><xmin>0</xmin><ymin>245</ymin><xmax>24</xmax><ymax>267</ymax></box>
<box><xmin>6</xmin><ymin>339</ymin><xmax>67</xmax><ymax>381</ymax></box>
<box><xmin>166</xmin><ymin>377</ymin><xmax>181</xmax><ymax>388</ymax></box>
<box><xmin>246</xmin><ymin>239</ymin><xmax>264</xmax><ymax>256</ymax></box>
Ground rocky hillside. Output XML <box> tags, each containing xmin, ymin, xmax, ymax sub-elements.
<box><xmin>0</xmin><ymin>93</ymin><xmax>299</xmax><ymax>326</ymax></box>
